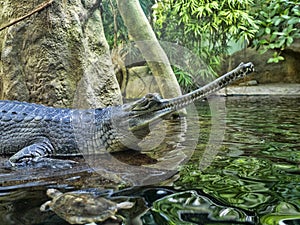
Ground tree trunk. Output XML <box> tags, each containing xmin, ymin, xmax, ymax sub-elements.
<box><xmin>0</xmin><ymin>0</ymin><xmax>122</xmax><ymax>108</ymax></box>
<box><xmin>116</xmin><ymin>0</ymin><xmax>182</xmax><ymax>98</ymax></box>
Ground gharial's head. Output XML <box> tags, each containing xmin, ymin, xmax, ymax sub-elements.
<box><xmin>120</xmin><ymin>93</ymin><xmax>171</xmax><ymax>131</ymax></box>
<box><xmin>114</xmin><ymin>62</ymin><xmax>254</xmax><ymax>133</ymax></box>
<box><xmin>105</xmin><ymin>93</ymin><xmax>170</xmax><ymax>151</ymax></box>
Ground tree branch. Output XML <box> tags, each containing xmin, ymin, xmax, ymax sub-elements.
<box><xmin>0</xmin><ymin>0</ymin><xmax>54</xmax><ymax>32</ymax></box>
<box><xmin>116</xmin><ymin>0</ymin><xmax>182</xmax><ymax>99</ymax></box>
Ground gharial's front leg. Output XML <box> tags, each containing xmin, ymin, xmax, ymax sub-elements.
<box><xmin>9</xmin><ymin>137</ymin><xmax>76</xmax><ymax>168</ymax></box>
<box><xmin>9</xmin><ymin>137</ymin><xmax>54</xmax><ymax>166</ymax></box>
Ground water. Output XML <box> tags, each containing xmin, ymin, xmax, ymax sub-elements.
<box><xmin>173</xmin><ymin>96</ymin><xmax>300</xmax><ymax>225</ymax></box>
<box><xmin>0</xmin><ymin>96</ymin><xmax>299</xmax><ymax>225</ymax></box>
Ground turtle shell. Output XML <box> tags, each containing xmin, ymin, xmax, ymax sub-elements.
<box><xmin>41</xmin><ymin>189</ymin><xmax>120</xmax><ymax>224</ymax></box>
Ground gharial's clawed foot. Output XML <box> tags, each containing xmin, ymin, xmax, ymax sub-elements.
<box><xmin>9</xmin><ymin>157</ymin><xmax>77</xmax><ymax>169</ymax></box>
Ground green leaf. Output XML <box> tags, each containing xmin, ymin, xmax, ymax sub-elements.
<box><xmin>287</xmin><ymin>36</ymin><xmax>294</xmax><ymax>46</ymax></box>
<box><xmin>270</xmin><ymin>33</ymin><xmax>277</xmax><ymax>42</ymax></box>
<box><xmin>281</xmin><ymin>14</ymin><xmax>290</xmax><ymax>20</ymax></box>
<box><xmin>278</xmin><ymin>38</ymin><xmax>286</xmax><ymax>48</ymax></box>
<box><xmin>259</xmin><ymin>48</ymin><xmax>269</xmax><ymax>54</ymax></box>
<box><xmin>269</xmin><ymin>43</ymin><xmax>276</xmax><ymax>49</ymax></box>
<box><xmin>267</xmin><ymin>57</ymin><xmax>277</xmax><ymax>63</ymax></box>
<box><xmin>287</xmin><ymin>17</ymin><xmax>300</xmax><ymax>25</ymax></box>
<box><xmin>273</xmin><ymin>17</ymin><xmax>282</xmax><ymax>26</ymax></box>
<box><xmin>273</xmin><ymin>31</ymin><xmax>285</xmax><ymax>36</ymax></box>
<box><xmin>267</xmin><ymin>52</ymin><xmax>285</xmax><ymax>63</ymax></box>
<box><xmin>259</xmin><ymin>39</ymin><xmax>269</xmax><ymax>45</ymax></box>
<box><xmin>277</xmin><ymin>55</ymin><xmax>284</xmax><ymax>61</ymax></box>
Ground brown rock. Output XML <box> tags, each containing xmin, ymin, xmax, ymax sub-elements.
<box><xmin>0</xmin><ymin>0</ymin><xmax>122</xmax><ymax>108</ymax></box>
<box><xmin>222</xmin><ymin>44</ymin><xmax>300</xmax><ymax>84</ymax></box>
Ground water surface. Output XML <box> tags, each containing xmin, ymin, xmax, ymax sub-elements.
<box><xmin>0</xmin><ymin>96</ymin><xmax>299</xmax><ymax>225</ymax></box>
<box><xmin>173</xmin><ymin>96</ymin><xmax>300</xmax><ymax>225</ymax></box>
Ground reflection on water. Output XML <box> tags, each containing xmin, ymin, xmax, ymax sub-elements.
<box><xmin>175</xmin><ymin>96</ymin><xmax>300</xmax><ymax>225</ymax></box>
<box><xmin>151</xmin><ymin>190</ymin><xmax>256</xmax><ymax>224</ymax></box>
<box><xmin>0</xmin><ymin>96</ymin><xmax>299</xmax><ymax>225</ymax></box>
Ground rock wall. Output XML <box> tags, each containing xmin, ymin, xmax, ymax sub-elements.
<box><xmin>0</xmin><ymin>0</ymin><xmax>122</xmax><ymax>108</ymax></box>
<box><xmin>124</xmin><ymin>66</ymin><xmax>159</xmax><ymax>99</ymax></box>
<box><xmin>222</xmin><ymin>40</ymin><xmax>300</xmax><ymax>84</ymax></box>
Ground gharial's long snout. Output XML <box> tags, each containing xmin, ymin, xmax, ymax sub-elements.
<box><xmin>163</xmin><ymin>62</ymin><xmax>254</xmax><ymax>111</ymax></box>
<box><xmin>125</xmin><ymin>62</ymin><xmax>254</xmax><ymax>132</ymax></box>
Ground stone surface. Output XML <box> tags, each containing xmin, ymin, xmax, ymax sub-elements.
<box><xmin>0</xmin><ymin>0</ymin><xmax>122</xmax><ymax>108</ymax></box>
<box><xmin>217</xmin><ymin>84</ymin><xmax>300</xmax><ymax>96</ymax></box>
<box><xmin>222</xmin><ymin>43</ymin><xmax>300</xmax><ymax>84</ymax></box>
<box><xmin>239</xmin><ymin>80</ymin><xmax>258</xmax><ymax>86</ymax></box>
<box><xmin>125</xmin><ymin>66</ymin><xmax>160</xmax><ymax>99</ymax></box>
<box><xmin>286</xmin><ymin>39</ymin><xmax>300</xmax><ymax>54</ymax></box>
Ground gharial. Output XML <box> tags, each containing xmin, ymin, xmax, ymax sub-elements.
<box><xmin>0</xmin><ymin>62</ymin><xmax>254</xmax><ymax>167</ymax></box>
<box><xmin>40</xmin><ymin>188</ymin><xmax>134</xmax><ymax>224</ymax></box>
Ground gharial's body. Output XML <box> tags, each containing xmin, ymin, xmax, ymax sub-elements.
<box><xmin>0</xmin><ymin>101</ymin><xmax>126</xmax><ymax>155</ymax></box>
<box><xmin>0</xmin><ymin>62</ymin><xmax>254</xmax><ymax>166</ymax></box>
<box><xmin>0</xmin><ymin>101</ymin><xmax>111</xmax><ymax>155</ymax></box>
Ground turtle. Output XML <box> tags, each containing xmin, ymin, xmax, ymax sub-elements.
<box><xmin>40</xmin><ymin>188</ymin><xmax>134</xmax><ymax>225</ymax></box>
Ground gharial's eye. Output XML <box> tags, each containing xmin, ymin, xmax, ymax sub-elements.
<box><xmin>139</xmin><ymin>98</ymin><xmax>150</xmax><ymax>107</ymax></box>
<box><xmin>145</xmin><ymin>93</ymin><xmax>162</xmax><ymax>101</ymax></box>
<box><xmin>130</xmin><ymin>93</ymin><xmax>164</xmax><ymax>111</ymax></box>
<box><xmin>145</xmin><ymin>93</ymin><xmax>156</xmax><ymax>99</ymax></box>
<box><xmin>131</xmin><ymin>97</ymin><xmax>151</xmax><ymax>111</ymax></box>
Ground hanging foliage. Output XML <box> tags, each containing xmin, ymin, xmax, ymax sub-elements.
<box><xmin>251</xmin><ymin>0</ymin><xmax>300</xmax><ymax>63</ymax></box>
<box><xmin>152</xmin><ymin>0</ymin><xmax>258</xmax><ymax>77</ymax></box>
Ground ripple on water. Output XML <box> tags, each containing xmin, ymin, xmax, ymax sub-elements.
<box><xmin>0</xmin><ymin>96</ymin><xmax>300</xmax><ymax>224</ymax></box>
<box><xmin>175</xmin><ymin>96</ymin><xmax>300</xmax><ymax>224</ymax></box>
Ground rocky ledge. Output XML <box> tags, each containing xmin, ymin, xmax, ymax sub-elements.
<box><xmin>216</xmin><ymin>83</ymin><xmax>300</xmax><ymax>96</ymax></box>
